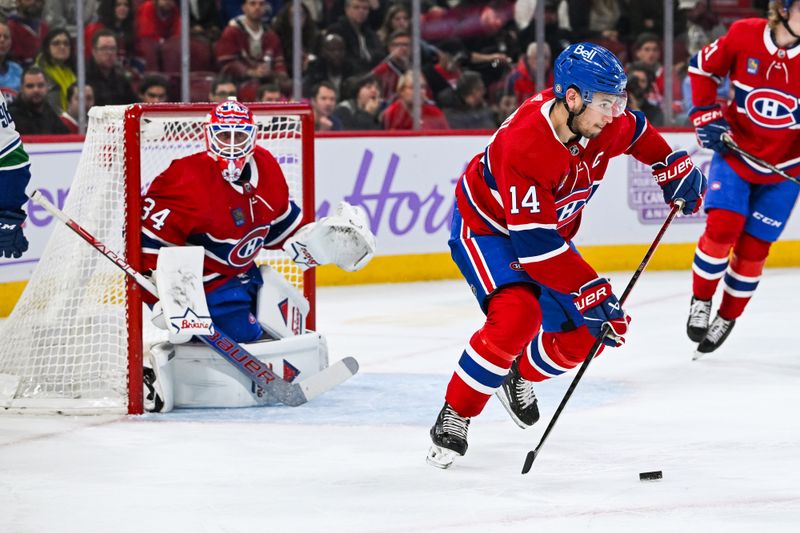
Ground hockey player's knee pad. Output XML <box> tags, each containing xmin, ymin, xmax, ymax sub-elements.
<box><xmin>734</xmin><ymin>232</ymin><xmax>771</xmax><ymax>262</ymax></box>
<box><xmin>546</xmin><ymin>327</ymin><xmax>603</xmax><ymax>367</ymax></box>
<box><xmin>483</xmin><ymin>283</ymin><xmax>542</xmax><ymax>356</ymax></box>
<box><xmin>703</xmin><ymin>209</ymin><xmax>746</xmax><ymax>250</ymax></box>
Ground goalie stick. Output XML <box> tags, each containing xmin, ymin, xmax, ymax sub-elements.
<box><xmin>30</xmin><ymin>190</ymin><xmax>358</xmax><ymax>408</ymax></box>
<box><xmin>722</xmin><ymin>133</ymin><xmax>800</xmax><ymax>186</ymax></box>
<box><xmin>521</xmin><ymin>202</ymin><xmax>682</xmax><ymax>474</ymax></box>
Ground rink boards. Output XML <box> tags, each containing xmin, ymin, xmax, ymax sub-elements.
<box><xmin>1</xmin><ymin>131</ymin><xmax>798</xmax><ymax>314</ymax></box>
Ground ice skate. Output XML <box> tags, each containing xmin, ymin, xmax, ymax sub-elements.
<box><xmin>142</xmin><ymin>365</ymin><xmax>165</xmax><ymax>413</ymax></box>
<box><xmin>693</xmin><ymin>314</ymin><xmax>736</xmax><ymax>360</ymax></box>
<box><xmin>496</xmin><ymin>359</ymin><xmax>540</xmax><ymax>429</ymax></box>
<box><xmin>142</xmin><ymin>346</ymin><xmax>171</xmax><ymax>413</ymax></box>
<box><xmin>426</xmin><ymin>402</ymin><xmax>470</xmax><ymax>469</ymax></box>
<box><xmin>687</xmin><ymin>297</ymin><xmax>712</xmax><ymax>342</ymax></box>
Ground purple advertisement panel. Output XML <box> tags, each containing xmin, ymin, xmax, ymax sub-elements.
<box><xmin>627</xmin><ymin>145</ymin><xmax>712</xmax><ymax>225</ymax></box>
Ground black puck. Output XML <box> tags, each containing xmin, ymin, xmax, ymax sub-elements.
<box><xmin>639</xmin><ymin>470</ymin><xmax>663</xmax><ymax>481</ymax></box>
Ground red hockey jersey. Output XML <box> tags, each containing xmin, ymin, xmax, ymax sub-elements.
<box><xmin>456</xmin><ymin>89</ymin><xmax>673</xmax><ymax>294</ymax></box>
<box><xmin>141</xmin><ymin>146</ymin><xmax>303</xmax><ymax>297</ymax></box>
<box><xmin>689</xmin><ymin>18</ymin><xmax>800</xmax><ymax>184</ymax></box>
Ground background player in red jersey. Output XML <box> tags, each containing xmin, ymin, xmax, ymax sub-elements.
<box><xmin>139</xmin><ymin>99</ymin><xmax>375</xmax><ymax>411</ymax></box>
<box><xmin>686</xmin><ymin>0</ymin><xmax>800</xmax><ymax>357</ymax></box>
<box><xmin>427</xmin><ymin>43</ymin><xmax>707</xmax><ymax>469</ymax></box>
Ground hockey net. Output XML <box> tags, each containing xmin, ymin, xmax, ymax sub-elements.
<box><xmin>0</xmin><ymin>103</ymin><xmax>315</xmax><ymax>415</ymax></box>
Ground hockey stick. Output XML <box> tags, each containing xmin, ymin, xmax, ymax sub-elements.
<box><xmin>30</xmin><ymin>190</ymin><xmax>358</xmax><ymax>408</ymax></box>
<box><xmin>521</xmin><ymin>202</ymin><xmax>682</xmax><ymax>474</ymax></box>
<box><xmin>722</xmin><ymin>133</ymin><xmax>800</xmax><ymax>186</ymax></box>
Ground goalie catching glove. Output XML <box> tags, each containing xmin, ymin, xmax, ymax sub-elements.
<box><xmin>283</xmin><ymin>201</ymin><xmax>376</xmax><ymax>272</ymax></box>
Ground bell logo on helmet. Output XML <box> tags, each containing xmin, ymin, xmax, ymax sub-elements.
<box><xmin>573</xmin><ymin>44</ymin><xmax>598</xmax><ymax>62</ymax></box>
<box><xmin>553</xmin><ymin>42</ymin><xmax>627</xmax><ymax>100</ymax></box>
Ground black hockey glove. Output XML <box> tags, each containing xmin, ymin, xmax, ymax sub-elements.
<box><xmin>0</xmin><ymin>209</ymin><xmax>29</xmax><ymax>259</ymax></box>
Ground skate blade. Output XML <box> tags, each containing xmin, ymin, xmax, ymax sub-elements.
<box><xmin>692</xmin><ymin>350</ymin><xmax>708</xmax><ymax>361</ymax></box>
<box><xmin>494</xmin><ymin>390</ymin><xmax>529</xmax><ymax>429</ymax></box>
<box><xmin>426</xmin><ymin>444</ymin><xmax>458</xmax><ymax>469</ymax></box>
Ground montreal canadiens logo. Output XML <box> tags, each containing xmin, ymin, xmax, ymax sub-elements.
<box><xmin>228</xmin><ymin>227</ymin><xmax>268</xmax><ymax>267</ymax></box>
<box><xmin>557</xmin><ymin>199</ymin><xmax>586</xmax><ymax>223</ymax></box>
<box><xmin>744</xmin><ymin>88</ymin><xmax>798</xmax><ymax>129</ymax></box>
<box><xmin>509</xmin><ymin>261</ymin><xmax>524</xmax><ymax>271</ymax></box>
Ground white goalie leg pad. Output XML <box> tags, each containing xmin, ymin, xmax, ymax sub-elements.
<box><xmin>143</xmin><ymin>342</ymin><xmax>176</xmax><ymax>413</ymax></box>
<box><xmin>170</xmin><ymin>332</ymin><xmax>329</xmax><ymax>408</ymax></box>
<box><xmin>256</xmin><ymin>265</ymin><xmax>309</xmax><ymax>338</ymax></box>
<box><xmin>282</xmin><ymin>201</ymin><xmax>376</xmax><ymax>272</ymax></box>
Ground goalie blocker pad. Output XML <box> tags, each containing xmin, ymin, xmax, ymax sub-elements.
<box><xmin>147</xmin><ymin>332</ymin><xmax>329</xmax><ymax>411</ymax></box>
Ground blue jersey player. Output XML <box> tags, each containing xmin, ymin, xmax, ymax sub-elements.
<box><xmin>0</xmin><ymin>92</ymin><xmax>32</xmax><ymax>259</ymax></box>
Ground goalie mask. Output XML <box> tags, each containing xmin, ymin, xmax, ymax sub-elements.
<box><xmin>205</xmin><ymin>100</ymin><xmax>258</xmax><ymax>182</ymax></box>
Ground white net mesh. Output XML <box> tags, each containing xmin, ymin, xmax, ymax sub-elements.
<box><xmin>0</xmin><ymin>104</ymin><xmax>310</xmax><ymax>414</ymax></box>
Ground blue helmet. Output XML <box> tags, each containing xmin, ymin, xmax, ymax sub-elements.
<box><xmin>783</xmin><ymin>0</ymin><xmax>797</xmax><ymax>10</ymax></box>
<box><xmin>553</xmin><ymin>42</ymin><xmax>627</xmax><ymax>102</ymax></box>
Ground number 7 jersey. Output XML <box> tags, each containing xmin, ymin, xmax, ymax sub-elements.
<box><xmin>455</xmin><ymin>89</ymin><xmax>673</xmax><ymax>295</ymax></box>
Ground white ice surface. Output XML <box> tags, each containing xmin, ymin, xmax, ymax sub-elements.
<box><xmin>1</xmin><ymin>270</ymin><xmax>799</xmax><ymax>533</ymax></box>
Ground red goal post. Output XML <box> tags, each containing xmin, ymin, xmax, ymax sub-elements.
<box><xmin>0</xmin><ymin>102</ymin><xmax>315</xmax><ymax>415</ymax></box>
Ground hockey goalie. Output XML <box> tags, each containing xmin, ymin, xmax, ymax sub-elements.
<box><xmin>140</xmin><ymin>99</ymin><xmax>375</xmax><ymax>412</ymax></box>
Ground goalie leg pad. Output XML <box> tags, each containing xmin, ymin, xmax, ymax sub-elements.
<box><xmin>256</xmin><ymin>265</ymin><xmax>309</xmax><ymax>338</ymax></box>
<box><xmin>170</xmin><ymin>332</ymin><xmax>329</xmax><ymax>408</ymax></box>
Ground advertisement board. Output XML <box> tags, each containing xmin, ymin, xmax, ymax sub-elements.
<box><xmin>2</xmin><ymin>133</ymin><xmax>798</xmax><ymax>290</ymax></box>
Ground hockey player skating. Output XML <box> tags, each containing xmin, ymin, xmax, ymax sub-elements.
<box><xmin>427</xmin><ymin>43</ymin><xmax>708</xmax><ymax>469</ymax></box>
<box><xmin>0</xmin><ymin>92</ymin><xmax>33</xmax><ymax>259</ymax></box>
<box><xmin>140</xmin><ymin>99</ymin><xmax>375</xmax><ymax>411</ymax></box>
<box><xmin>686</xmin><ymin>0</ymin><xmax>800</xmax><ymax>358</ymax></box>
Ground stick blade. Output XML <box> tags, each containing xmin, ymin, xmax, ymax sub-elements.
<box><xmin>521</xmin><ymin>449</ymin><xmax>537</xmax><ymax>474</ymax></box>
<box><xmin>293</xmin><ymin>357</ymin><xmax>359</xmax><ymax>406</ymax></box>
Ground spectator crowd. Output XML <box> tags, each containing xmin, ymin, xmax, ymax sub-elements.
<box><xmin>0</xmin><ymin>0</ymin><xmax>769</xmax><ymax>135</ymax></box>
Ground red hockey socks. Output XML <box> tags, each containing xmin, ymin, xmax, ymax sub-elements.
<box><xmin>692</xmin><ymin>210</ymin><xmax>746</xmax><ymax>300</ymax></box>
<box><xmin>445</xmin><ymin>284</ymin><xmax>541</xmax><ymax>417</ymax></box>
<box><xmin>517</xmin><ymin>327</ymin><xmax>600</xmax><ymax>382</ymax></box>
<box><xmin>718</xmin><ymin>233</ymin><xmax>770</xmax><ymax>320</ymax></box>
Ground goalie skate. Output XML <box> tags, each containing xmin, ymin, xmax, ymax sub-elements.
<box><xmin>496</xmin><ymin>359</ymin><xmax>540</xmax><ymax>428</ymax></box>
<box><xmin>426</xmin><ymin>402</ymin><xmax>470</xmax><ymax>469</ymax></box>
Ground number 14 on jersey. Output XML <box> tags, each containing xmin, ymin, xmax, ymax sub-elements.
<box><xmin>509</xmin><ymin>185</ymin><xmax>541</xmax><ymax>214</ymax></box>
